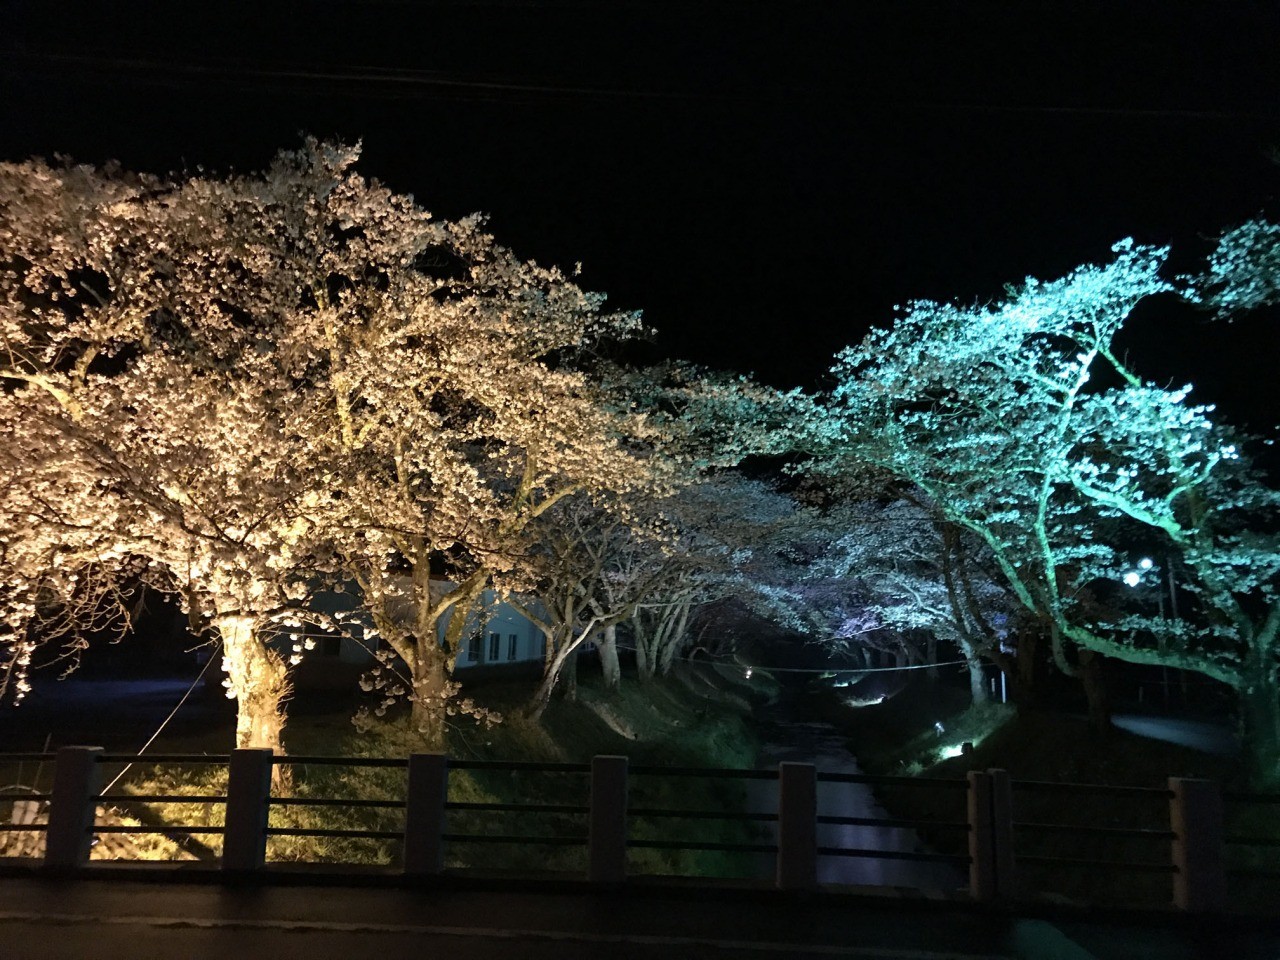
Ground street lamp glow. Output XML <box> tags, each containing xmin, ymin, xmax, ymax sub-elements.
<box><xmin>1138</xmin><ymin>557</ymin><xmax>1154</xmax><ymax>570</ymax></box>
<box><xmin>1123</xmin><ymin>571</ymin><xmax>1141</xmax><ymax>587</ymax></box>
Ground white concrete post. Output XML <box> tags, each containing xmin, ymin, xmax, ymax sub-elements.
<box><xmin>589</xmin><ymin>755</ymin><xmax>628</xmax><ymax>883</ymax></box>
<box><xmin>222</xmin><ymin>748</ymin><xmax>274</xmax><ymax>871</ymax></box>
<box><xmin>967</xmin><ymin>770</ymin><xmax>995</xmax><ymax>901</ymax></box>
<box><xmin>44</xmin><ymin>746</ymin><xmax>102</xmax><ymax>869</ymax></box>
<box><xmin>988</xmin><ymin>768</ymin><xmax>1015</xmax><ymax>900</ymax></box>
<box><xmin>1169</xmin><ymin>777</ymin><xmax>1226</xmax><ymax>912</ymax></box>
<box><xmin>403</xmin><ymin>753</ymin><xmax>449</xmax><ymax>875</ymax></box>
<box><xmin>776</xmin><ymin>761</ymin><xmax>817</xmax><ymax>890</ymax></box>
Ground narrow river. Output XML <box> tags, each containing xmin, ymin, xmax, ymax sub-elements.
<box><xmin>744</xmin><ymin>692</ymin><xmax>965</xmax><ymax>891</ymax></box>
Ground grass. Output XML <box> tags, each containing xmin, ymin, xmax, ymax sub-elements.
<box><xmin>6</xmin><ymin>662</ymin><xmax>780</xmax><ymax>878</ymax></box>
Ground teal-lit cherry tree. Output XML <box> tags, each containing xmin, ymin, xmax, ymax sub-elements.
<box><xmin>810</xmin><ymin>240</ymin><xmax>1280</xmax><ymax>782</ymax></box>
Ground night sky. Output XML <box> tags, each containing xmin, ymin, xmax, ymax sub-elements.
<box><xmin>4</xmin><ymin>1</ymin><xmax>1279</xmax><ymax>427</ymax></box>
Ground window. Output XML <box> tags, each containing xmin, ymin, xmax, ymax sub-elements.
<box><xmin>489</xmin><ymin>632</ymin><xmax>500</xmax><ymax>661</ymax></box>
<box><xmin>468</xmin><ymin>635</ymin><xmax>482</xmax><ymax>662</ymax></box>
<box><xmin>507</xmin><ymin>634</ymin><xmax>518</xmax><ymax>661</ymax></box>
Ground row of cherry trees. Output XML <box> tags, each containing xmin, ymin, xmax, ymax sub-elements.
<box><xmin>0</xmin><ymin>142</ymin><xmax>799</xmax><ymax>754</ymax></box>
<box><xmin>3</xmin><ymin>142</ymin><xmax>1277</xmax><ymax>784</ymax></box>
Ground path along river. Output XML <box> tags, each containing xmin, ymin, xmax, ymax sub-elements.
<box><xmin>742</xmin><ymin>690</ymin><xmax>966</xmax><ymax>891</ymax></box>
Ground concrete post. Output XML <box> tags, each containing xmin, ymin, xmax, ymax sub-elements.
<box><xmin>403</xmin><ymin>753</ymin><xmax>449</xmax><ymax>875</ymax></box>
<box><xmin>588</xmin><ymin>755</ymin><xmax>628</xmax><ymax>883</ymax></box>
<box><xmin>1169</xmin><ymin>777</ymin><xmax>1226</xmax><ymax>912</ymax></box>
<box><xmin>967</xmin><ymin>770</ymin><xmax>995</xmax><ymax>901</ymax></box>
<box><xmin>776</xmin><ymin>761</ymin><xmax>817</xmax><ymax>890</ymax></box>
<box><xmin>223</xmin><ymin>748</ymin><xmax>274</xmax><ymax>871</ymax></box>
<box><xmin>988</xmin><ymin>768</ymin><xmax>1015</xmax><ymax>900</ymax></box>
<box><xmin>44</xmin><ymin>746</ymin><xmax>103</xmax><ymax>869</ymax></box>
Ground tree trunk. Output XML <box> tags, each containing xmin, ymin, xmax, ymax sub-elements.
<box><xmin>563</xmin><ymin>648</ymin><xmax>579</xmax><ymax>702</ymax></box>
<box><xmin>527</xmin><ymin>626</ymin><xmax>572</xmax><ymax>720</ymax></box>
<box><xmin>1013</xmin><ymin>628</ymin><xmax>1041</xmax><ymax>706</ymax></box>
<box><xmin>217</xmin><ymin>614</ymin><xmax>290</xmax><ymax>756</ymax></box>
<box><xmin>926</xmin><ymin>633</ymin><xmax>939</xmax><ymax>681</ymax></box>
<box><xmin>635</xmin><ymin>636</ymin><xmax>653</xmax><ymax>681</ymax></box>
<box><xmin>1079</xmin><ymin>649</ymin><xmax>1112</xmax><ymax>739</ymax></box>
<box><xmin>967</xmin><ymin>659</ymin><xmax>989</xmax><ymax>706</ymax></box>
<box><xmin>1240</xmin><ymin>674</ymin><xmax>1280</xmax><ymax>788</ymax></box>
<box><xmin>409</xmin><ymin>642</ymin><xmax>451</xmax><ymax>752</ymax></box>
<box><xmin>599</xmin><ymin>624</ymin><xmax>621</xmax><ymax>693</ymax></box>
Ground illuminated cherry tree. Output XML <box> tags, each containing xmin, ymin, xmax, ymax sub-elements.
<box><xmin>793</xmin><ymin>496</ymin><xmax>1016</xmax><ymax>705</ymax></box>
<box><xmin>0</xmin><ymin>152</ymin><xmax>355</xmax><ymax>752</ymax></box>
<box><xmin>0</xmin><ymin>141</ymin><xmax>670</xmax><ymax>753</ymax></box>
<box><xmin>811</xmin><ymin>240</ymin><xmax>1280</xmax><ymax>780</ymax></box>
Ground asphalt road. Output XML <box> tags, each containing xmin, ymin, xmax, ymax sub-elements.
<box><xmin>0</xmin><ymin>874</ymin><xmax>1276</xmax><ymax>960</ymax></box>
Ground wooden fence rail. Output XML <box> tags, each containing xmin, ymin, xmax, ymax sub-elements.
<box><xmin>1</xmin><ymin>746</ymin><xmax>1270</xmax><ymax>914</ymax></box>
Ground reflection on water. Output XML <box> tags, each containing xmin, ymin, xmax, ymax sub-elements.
<box><xmin>748</xmin><ymin>715</ymin><xmax>965</xmax><ymax>891</ymax></box>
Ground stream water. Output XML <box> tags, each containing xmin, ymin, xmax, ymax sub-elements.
<box><xmin>744</xmin><ymin>693</ymin><xmax>966</xmax><ymax>891</ymax></box>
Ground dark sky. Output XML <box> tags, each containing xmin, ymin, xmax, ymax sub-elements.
<box><xmin>3</xmin><ymin>1</ymin><xmax>1280</xmax><ymax>426</ymax></box>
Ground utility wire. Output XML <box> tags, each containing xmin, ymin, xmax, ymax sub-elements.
<box><xmin>716</xmin><ymin>656</ymin><xmax>971</xmax><ymax>675</ymax></box>
<box><xmin>101</xmin><ymin>646</ymin><xmax>220</xmax><ymax>795</ymax></box>
<box><xmin>3</xmin><ymin>48</ymin><xmax>1274</xmax><ymax>121</ymax></box>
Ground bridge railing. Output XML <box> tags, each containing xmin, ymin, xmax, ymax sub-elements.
<box><xmin>2</xmin><ymin>747</ymin><xmax>1276</xmax><ymax>914</ymax></box>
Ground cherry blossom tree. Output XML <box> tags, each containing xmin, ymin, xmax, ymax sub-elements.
<box><xmin>0</xmin><ymin>140</ymin><xmax>670</xmax><ymax>754</ymax></box>
<box><xmin>0</xmin><ymin>153</ymin><xmax>352</xmax><ymax>754</ymax></box>
<box><xmin>795</xmin><ymin>496</ymin><xmax>1019</xmax><ymax>705</ymax></box>
<box><xmin>809</xmin><ymin>240</ymin><xmax>1280</xmax><ymax>779</ymax></box>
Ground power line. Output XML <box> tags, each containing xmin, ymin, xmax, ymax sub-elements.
<box><xmin>722</xmin><ymin>657</ymin><xmax>970</xmax><ymax>675</ymax></box>
<box><xmin>4</xmin><ymin>48</ymin><xmax>1275</xmax><ymax>121</ymax></box>
<box><xmin>101</xmin><ymin>648</ymin><xmax>220</xmax><ymax>795</ymax></box>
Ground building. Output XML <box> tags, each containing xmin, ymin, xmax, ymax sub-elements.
<box><xmin>289</xmin><ymin>578</ymin><xmax>546</xmax><ymax>690</ymax></box>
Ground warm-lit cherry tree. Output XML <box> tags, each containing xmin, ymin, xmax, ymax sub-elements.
<box><xmin>0</xmin><ymin>140</ymin><xmax>669</xmax><ymax>753</ymax></box>
<box><xmin>809</xmin><ymin>240</ymin><xmax>1280</xmax><ymax>780</ymax></box>
<box><xmin>289</xmin><ymin>216</ymin><xmax>656</xmax><ymax>747</ymax></box>
<box><xmin>0</xmin><ymin>152</ymin><xmax>350</xmax><ymax>752</ymax></box>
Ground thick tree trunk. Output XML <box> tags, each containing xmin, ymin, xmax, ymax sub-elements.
<box><xmin>409</xmin><ymin>642</ymin><xmax>452</xmax><ymax>752</ymax></box>
<box><xmin>528</xmin><ymin>628</ymin><xmax>574</xmax><ymax>719</ymax></box>
<box><xmin>635</xmin><ymin>639</ymin><xmax>653</xmax><ymax>681</ymax></box>
<box><xmin>1014</xmin><ymin>629</ymin><xmax>1041</xmax><ymax>706</ymax></box>
<box><xmin>217</xmin><ymin>614</ymin><xmax>290</xmax><ymax>756</ymax></box>
<box><xmin>967</xmin><ymin>658</ymin><xmax>989</xmax><ymax>706</ymax></box>
<box><xmin>599</xmin><ymin>624</ymin><xmax>621</xmax><ymax>693</ymax></box>
<box><xmin>1240</xmin><ymin>674</ymin><xmax>1280</xmax><ymax>788</ymax></box>
<box><xmin>1079</xmin><ymin>649</ymin><xmax>1112</xmax><ymax>739</ymax></box>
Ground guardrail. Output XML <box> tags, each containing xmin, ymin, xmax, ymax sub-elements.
<box><xmin>2</xmin><ymin>747</ymin><xmax>1276</xmax><ymax>914</ymax></box>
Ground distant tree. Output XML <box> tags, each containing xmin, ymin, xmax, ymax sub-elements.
<box><xmin>808</xmin><ymin>240</ymin><xmax>1280</xmax><ymax>779</ymax></box>
<box><xmin>801</xmin><ymin>497</ymin><xmax>1017</xmax><ymax>706</ymax></box>
<box><xmin>1195</xmin><ymin>219</ymin><xmax>1280</xmax><ymax>315</ymax></box>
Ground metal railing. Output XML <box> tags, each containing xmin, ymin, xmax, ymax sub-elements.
<box><xmin>2</xmin><ymin>747</ymin><xmax>1277</xmax><ymax>914</ymax></box>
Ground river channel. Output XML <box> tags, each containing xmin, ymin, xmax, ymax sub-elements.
<box><xmin>743</xmin><ymin>690</ymin><xmax>966</xmax><ymax>891</ymax></box>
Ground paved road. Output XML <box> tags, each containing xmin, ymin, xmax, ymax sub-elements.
<box><xmin>0</xmin><ymin>875</ymin><xmax>1275</xmax><ymax>960</ymax></box>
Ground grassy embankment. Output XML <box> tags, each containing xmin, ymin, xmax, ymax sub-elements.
<box><xmin>815</xmin><ymin>677</ymin><xmax>1279</xmax><ymax>912</ymax></box>
<box><xmin>94</xmin><ymin>662</ymin><xmax>779</xmax><ymax>878</ymax></box>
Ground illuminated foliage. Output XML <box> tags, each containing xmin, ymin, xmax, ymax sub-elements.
<box><xmin>810</xmin><ymin>240</ymin><xmax>1280</xmax><ymax>782</ymax></box>
<box><xmin>0</xmin><ymin>141</ymin><xmax>667</xmax><ymax>751</ymax></box>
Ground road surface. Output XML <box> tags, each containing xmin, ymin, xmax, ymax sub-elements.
<box><xmin>0</xmin><ymin>874</ymin><xmax>1275</xmax><ymax>960</ymax></box>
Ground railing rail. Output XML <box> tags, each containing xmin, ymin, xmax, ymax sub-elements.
<box><xmin>1</xmin><ymin>748</ymin><xmax>1275</xmax><ymax>914</ymax></box>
